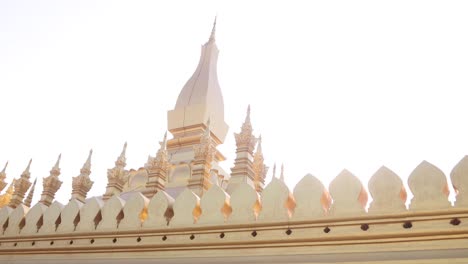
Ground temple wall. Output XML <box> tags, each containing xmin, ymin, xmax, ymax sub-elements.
<box><xmin>0</xmin><ymin>158</ymin><xmax>468</xmax><ymax>263</ymax></box>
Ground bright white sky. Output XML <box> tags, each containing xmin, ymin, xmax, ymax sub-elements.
<box><xmin>1</xmin><ymin>1</ymin><xmax>467</xmax><ymax>206</ymax></box>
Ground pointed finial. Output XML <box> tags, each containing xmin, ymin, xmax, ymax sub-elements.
<box><xmin>25</xmin><ymin>159</ymin><xmax>32</xmax><ymax>172</ymax></box>
<box><xmin>115</xmin><ymin>142</ymin><xmax>127</xmax><ymax>167</ymax></box>
<box><xmin>246</xmin><ymin>105</ymin><xmax>251</xmax><ymax>123</ymax></box>
<box><xmin>84</xmin><ymin>149</ymin><xmax>93</xmax><ymax>169</ymax></box>
<box><xmin>121</xmin><ymin>142</ymin><xmax>127</xmax><ymax>157</ymax></box>
<box><xmin>53</xmin><ymin>154</ymin><xmax>61</xmax><ymax>170</ymax></box>
<box><xmin>280</xmin><ymin>164</ymin><xmax>285</xmax><ymax>182</ymax></box>
<box><xmin>256</xmin><ymin>135</ymin><xmax>263</xmax><ymax>154</ymax></box>
<box><xmin>21</xmin><ymin>159</ymin><xmax>32</xmax><ymax>178</ymax></box>
<box><xmin>162</xmin><ymin>131</ymin><xmax>168</xmax><ymax>149</ymax></box>
<box><xmin>209</xmin><ymin>16</ymin><xmax>217</xmax><ymax>41</ymax></box>
<box><xmin>1</xmin><ymin>161</ymin><xmax>8</xmax><ymax>173</ymax></box>
<box><xmin>24</xmin><ymin>177</ymin><xmax>37</xmax><ymax>207</ymax></box>
<box><xmin>50</xmin><ymin>154</ymin><xmax>62</xmax><ymax>177</ymax></box>
<box><xmin>272</xmin><ymin>163</ymin><xmax>277</xmax><ymax>178</ymax></box>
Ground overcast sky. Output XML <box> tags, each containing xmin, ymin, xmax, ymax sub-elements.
<box><xmin>1</xmin><ymin>1</ymin><xmax>467</xmax><ymax>205</ymax></box>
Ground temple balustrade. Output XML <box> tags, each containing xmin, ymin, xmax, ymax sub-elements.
<box><xmin>0</xmin><ymin>158</ymin><xmax>467</xmax><ymax>258</ymax></box>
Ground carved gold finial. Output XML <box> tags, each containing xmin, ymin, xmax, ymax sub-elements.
<box><xmin>72</xmin><ymin>150</ymin><xmax>94</xmax><ymax>203</ymax></box>
<box><xmin>40</xmin><ymin>154</ymin><xmax>63</xmax><ymax>206</ymax></box>
<box><xmin>209</xmin><ymin>16</ymin><xmax>217</xmax><ymax>41</ymax></box>
<box><xmin>81</xmin><ymin>149</ymin><xmax>93</xmax><ymax>175</ymax></box>
<box><xmin>103</xmin><ymin>143</ymin><xmax>129</xmax><ymax>200</ymax></box>
<box><xmin>189</xmin><ymin>117</ymin><xmax>217</xmax><ymax>196</ymax></box>
<box><xmin>24</xmin><ymin>178</ymin><xmax>37</xmax><ymax>207</ymax></box>
<box><xmin>8</xmin><ymin>159</ymin><xmax>33</xmax><ymax>208</ymax></box>
<box><xmin>22</xmin><ymin>159</ymin><xmax>32</xmax><ymax>179</ymax></box>
<box><xmin>50</xmin><ymin>154</ymin><xmax>61</xmax><ymax>177</ymax></box>
<box><xmin>144</xmin><ymin>132</ymin><xmax>171</xmax><ymax>198</ymax></box>
<box><xmin>115</xmin><ymin>142</ymin><xmax>127</xmax><ymax>168</ymax></box>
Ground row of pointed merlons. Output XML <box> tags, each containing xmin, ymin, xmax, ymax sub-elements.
<box><xmin>0</xmin><ymin>156</ymin><xmax>467</xmax><ymax>235</ymax></box>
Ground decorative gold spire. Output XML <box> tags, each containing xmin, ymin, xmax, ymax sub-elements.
<box><xmin>22</xmin><ymin>159</ymin><xmax>32</xmax><ymax>179</ymax></box>
<box><xmin>0</xmin><ymin>179</ymin><xmax>15</xmax><ymax>208</ymax></box>
<box><xmin>40</xmin><ymin>154</ymin><xmax>63</xmax><ymax>206</ymax></box>
<box><xmin>103</xmin><ymin>143</ymin><xmax>129</xmax><ymax>200</ymax></box>
<box><xmin>227</xmin><ymin>106</ymin><xmax>258</xmax><ymax>194</ymax></box>
<box><xmin>272</xmin><ymin>163</ymin><xmax>277</xmax><ymax>178</ymax></box>
<box><xmin>72</xmin><ymin>149</ymin><xmax>94</xmax><ymax>203</ymax></box>
<box><xmin>50</xmin><ymin>153</ymin><xmax>61</xmax><ymax>177</ymax></box>
<box><xmin>0</xmin><ymin>161</ymin><xmax>8</xmax><ymax>192</ymax></box>
<box><xmin>81</xmin><ymin>149</ymin><xmax>93</xmax><ymax>175</ymax></box>
<box><xmin>116</xmin><ymin>142</ymin><xmax>127</xmax><ymax>168</ymax></box>
<box><xmin>9</xmin><ymin>159</ymin><xmax>33</xmax><ymax>208</ymax></box>
<box><xmin>245</xmin><ymin>105</ymin><xmax>251</xmax><ymax>125</ymax></box>
<box><xmin>234</xmin><ymin>105</ymin><xmax>257</xmax><ymax>150</ymax></box>
<box><xmin>209</xmin><ymin>16</ymin><xmax>217</xmax><ymax>41</ymax></box>
<box><xmin>189</xmin><ymin>120</ymin><xmax>216</xmax><ymax>196</ymax></box>
<box><xmin>24</xmin><ymin>178</ymin><xmax>37</xmax><ymax>208</ymax></box>
<box><xmin>253</xmin><ymin>135</ymin><xmax>268</xmax><ymax>193</ymax></box>
<box><xmin>144</xmin><ymin>132</ymin><xmax>171</xmax><ymax>198</ymax></box>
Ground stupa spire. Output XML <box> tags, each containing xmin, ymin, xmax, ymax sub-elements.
<box><xmin>72</xmin><ymin>150</ymin><xmax>94</xmax><ymax>203</ymax></box>
<box><xmin>40</xmin><ymin>154</ymin><xmax>63</xmax><ymax>206</ymax></box>
<box><xmin>209</xmin><ymin>16</ymin><xmax>217</xmax><ymax>41</ymax></box>
<box><xmin>169</xmin><ymin>17</ymin><xmax>229</xmax><ymax>145</ymax></box>
<box><xmin>23</xmin><ymin>178</ymin><xmax>37</xmax><ymax>208</ymax></box>
<box><xmin>165</xmin><ymin>20</ymin><xmax>229</xmax><ymax>198</ymax></box>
